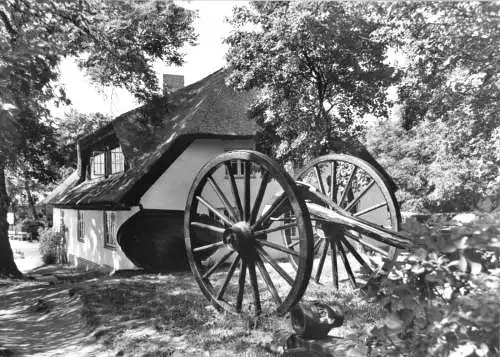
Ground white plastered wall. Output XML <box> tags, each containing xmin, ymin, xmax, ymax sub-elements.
<box><xmin>140</xmin><ymin>138</ymin><xmax>255</xmax><ymax>210</ymax></box>
<box><xmin>54</xmin><ymin>206</ymin><xmax>139</xmax><ymax>270</ymax></box>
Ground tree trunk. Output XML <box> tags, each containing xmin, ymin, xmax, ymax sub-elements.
<box><xmin>24</xmin><ymin>178</ymin><xmax>37</xmax><ymax>219</ymax></box>
<box><xmin>0</xmin><ymin>161</ymin><xmax>22</xmax><ymax>278</ymax></box>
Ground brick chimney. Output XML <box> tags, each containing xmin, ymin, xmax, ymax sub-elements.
<box><xmin>163</xmin><ymin>74</ymin><xmax>184</xmax><ymax>95</ymax></box>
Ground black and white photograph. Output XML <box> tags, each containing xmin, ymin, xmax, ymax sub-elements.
<box><xmin>0</xmin><ymin>1</ymin><xmax>498</xmax><ymax>356</ymax></box>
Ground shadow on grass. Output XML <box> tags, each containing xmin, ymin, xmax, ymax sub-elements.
<box><xmin>0</xmin><ymin>264</ymin><xmax>382</xmax><ymax>356</ymax></box>
<box><xmin>0</xmin><ymin>280</ymin><xmax>97</xmax><ymax>356</ymax></box>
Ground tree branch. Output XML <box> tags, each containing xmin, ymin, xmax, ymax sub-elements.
<box><xmin>0</xmin><ymin>9</ymin><xmax>17</xmax><ymax>37</ymax></box>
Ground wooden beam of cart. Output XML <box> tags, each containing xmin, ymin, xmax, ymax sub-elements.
<box><xmin>305</xmin><ymin>202</ymin><xmax>413</xmax><ymax>250</ymax></box>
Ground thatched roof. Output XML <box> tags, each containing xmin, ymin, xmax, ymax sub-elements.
<box><xmin>47</xmin><ymin>69</ymin><xmax>259</xmax><ymax>209</ymax></box>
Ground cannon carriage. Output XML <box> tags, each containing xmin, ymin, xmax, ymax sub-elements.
<box><xmin>184</xmin><ymin>150</ymin><xmax>413</xmax><ymax>316</ymax></box>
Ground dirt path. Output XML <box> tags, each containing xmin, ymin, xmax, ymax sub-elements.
<box><xmin>0</xmin><ymin>274</ymin><xmax>102</xmax><ymax>356</ymax></box>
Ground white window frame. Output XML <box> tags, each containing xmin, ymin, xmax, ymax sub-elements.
<box><xmin>77</xmin><ymin>210</ymin><xmax>85</xmax><ymax>242</ymax></box>
<box><xmin>103</xmin><ymin>211</ymin><xmax>117</xmax><ymax>248</ymax></box>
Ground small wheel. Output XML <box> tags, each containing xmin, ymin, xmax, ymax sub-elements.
<box><xmin>284</xmin><ymin>154</ymin><xmax>401</xmax><ymax>290</ymax></box>
<box><xmin>185</xmin><ymin>150</ymin><xmax>314</xmax><ymax>316</ymax></box>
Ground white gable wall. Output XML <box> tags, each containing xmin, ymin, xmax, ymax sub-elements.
<box><xmin>140</xmin><ymin>138</ymin><xmax>255</xmax><ymax>210</ymax></box>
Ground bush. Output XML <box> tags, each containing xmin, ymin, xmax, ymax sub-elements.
<box><xmin>39</xmin><ymin>228</ymin><xmax>67</xmax><ymax>265</ymax></box>
<box><xmin>359</xmin><ymin>213</ymin><xmax>500</xmax><ymax>356</ymax></box>
<box><xmin>17</xmin><ymin>218</ymin><xmax>44</xmax><ymax>240</ymax></box>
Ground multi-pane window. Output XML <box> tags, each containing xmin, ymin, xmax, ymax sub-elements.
<box><xmin>89</xmin><ymin>146</ymin><xmax>125</xmax><ymax>179</ymax></box>
<box><xmin>59</xmin><ymin>210</ymin><xmax>65</xmax><ymax>233</ymax></box>
<box><xmin>77</xmin><ymin>210</ymin><xmax>85</xmax><ymax>242</ymax></box>
<box><xmin>103</xmin><ymin>211</ymin><xmax>117</xmax><ymax>247</ymax></box>
<box><xmin>110</xmin><ymin>147</ymin><xmax>125</xmax><ymax>174</ymax></box>
<box><xmin>284</xmin><ymin>211</ymin><xmax>298</xmax><ymax>239</ymax></box>
<box><xmin>225</xmin><ymin>160</ymin><xmax>258</xmax><ymax>179</ymax></box>
<box><xmin>91</xmin><ymin>152</ymin><xmax>106</xmax><ymax>178</ymax></box>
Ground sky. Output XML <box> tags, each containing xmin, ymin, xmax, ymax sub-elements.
<box><xmin>51</xmin><ymin>1</ymin><xmax>247</xmax><ymax>119</ymax></box>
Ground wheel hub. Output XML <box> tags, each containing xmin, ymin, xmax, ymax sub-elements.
<box><xmin>223</xmin><ymin>222</ymin><xmax>254</xmax><ymax>253</ymax></box>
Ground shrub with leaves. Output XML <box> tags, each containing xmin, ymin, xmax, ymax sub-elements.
<box><xmin>363</xmin><ymin>213</ymin><xmax>500</xmax><ymax>356</ymax></box>
<box><xmin>17</xmin><ymin>218</ymin><xmax>44</xmax><ymax>240</ymax></box>
<box><xmin>39</xmin><ymin>228</ymin><xmax>67</xmax><ymax>265</ymax></box>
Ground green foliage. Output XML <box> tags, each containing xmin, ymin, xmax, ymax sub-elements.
<box><xmin>225</xmin><ymin>1</ymin><xmax>392</xmax><ymax>165</ymax></box>
<box><xmin>38</xmin><ymin>227</ymin><xmax>66</xmax><ymax>265</ymax></box>
<box><xmin>55</xmin><ymin>110</ymin><xmax>112</xmax><ymax>168</ymax></box>
<box><xmin>362</xmin><ymin>214</ymin><xmax>500</xmax><ymax>356</ymax></box>
<box><xmin>365</xmin><ymin>2</ymin><xmax>500</xmax><ymax>212</ymax></box>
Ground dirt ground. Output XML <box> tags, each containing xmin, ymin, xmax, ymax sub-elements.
<box><xmin>0</xmin><ymin>267</ymin><xmax>105</xmax><ymax>357</ymax></box>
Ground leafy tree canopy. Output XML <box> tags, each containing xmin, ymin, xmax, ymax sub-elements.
<box><xmin>54</xmin><ymin>110</ymin><xmax>112</xmax><ymax>168</ymax></box>
<box><xmin>225</xmin><ymin>1</ymin><xmax>393</xmax><ymax>165</ymax></box>
<box><xmin>0</xmin><ymin>0</ymin><xmax>197</xmax><ymax>276</ymax></box>
<box><xmin>366</xmin><ymin>1</ymin><xmax>500</xmax><ymax>211</ymax></box>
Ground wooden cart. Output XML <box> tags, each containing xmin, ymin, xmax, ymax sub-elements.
<box><xmin>184</xmin><ymin>150</ymin><xmax>413</xmax><ymax>316</ymax></box>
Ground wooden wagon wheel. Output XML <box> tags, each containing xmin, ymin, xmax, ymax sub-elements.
<box><xmin>283</xmin><ymin>154</ymin><xmax>401</xmax><ymax>290</ymax></box>
<box><xmin>185</xmin><ymin>150</ymin><xmax>314</xmax><ymax>316</ymax></box>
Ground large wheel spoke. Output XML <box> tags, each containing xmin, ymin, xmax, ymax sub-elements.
<box><xmin>256</xmin><ymin>245</ymin><xmax>294</xmax><ymax>286</ymax></box>
<box><xmin>313</xmin><ymin>237</ymin><xmax>323</xmax><ymax>255</ymax></box>
<box><xmin>224</xmin><ymin>162</ymin><xmax>244</xmax><ymax>221</ymax></box>
<box><xmin>193</xmin><ymin>241</ymin><xmax>225</xmax><ymax>253</ymax></box>
<box><xmin>217</xmin><ymin>255</ymin><xmax>241</xmax><ymax>300</ymax></box>
<box><xmin>255</xmin><ymin>255</ymin><xmax>282</xmax><ymax>305</ymax></box>
<box><xmin>353</xmin><ymin>201</ymin><xmax>388</xmax><ymax>217</ymax></box>
<box><xmin>244</xmin><ymin>161</ymin><xmax>251</xmax><ymax>221</ymax></box>
<box><xmin>315</xmin><ymin>239</ymin><xmax>329</xmax><ymax>283</ymax></box>
<box><xmin>331</xmin><ymin>242</ymin><xmax>338</xmax><ymax>289</ymax></box>
<box><xmin>190</xmin><ymin>221</ymin><xmax>225</xmax><ymax>235</ymax></box>
<box><xmin>252</xmin><ymin>194</ymin><xmax>288</xmax><ymax>230</ymax></box>
<box><xmin>207</xmin><ymin>176</ymin><xmax>239</xmax><ymax>222</ymax></box>
<box><xmin>345</xmin><ymin>179</ymin><xmax>375</xmax><ymax>212</ymax></box>
<box><xmin>329</xmin><ymin>161</ymin><xmax>337</xmax><ymax>201</ymax></box>
<box><xmin>340</xmin><ymin>235</ymin><xmax>373</xmax><ymax>274</ymax></box>
<box><xmin>248</xmin><ymin>262</ymin><xmax>261</xmax><ymax>314</ymax></box>
<box><xmin>287</xmin><ymin>239</ymin><xmax>301</xmax><ymax>249</ymax></box>
<box><xmin>336</xmin><ymin>240</ymin><xmax>356</xmax><ymax>289</ymax></box>
<box><xmin>339</xmin><ymin>167</ymin><xmax>357</xmax><ymax>208</ymax></box>
<box><xmin>254</xmin><ymin>222</ymin><xmax>297</xmax><ymax>237</ymax></box>
<box><xmin>257</xmin><ymin>239</ymin><xmax>300</xmax><ymax>257</ymax></box>
<box><xmin>202</xmin><ymin>249</ymin><xmax>235</xmax><ymax>280</ymax></box>
<box><xmin>314</xmin><ymin>164</ymin><xmax>326</xmax><ymax>195</ymax></box>
<box><xmin>250</xmin><ymin>171</ymin><xmax>270</xmax><ymax>224</ymax></box>
<box><xmin>343</xmin><ymin>230</ymin><xmax>389</xmax><ymax>257</ymax></box>
<box><xmin>196</xmin><ymin>196</ymin><xmax>233</xmax><ymax>226</ymax></box>
<box><xmin>236</xmin><ymin>260</ymin><xmax>247</xmax><ymax>312</ymax></box>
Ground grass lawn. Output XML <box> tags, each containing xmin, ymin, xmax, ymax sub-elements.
<box><xmin>69</xmin><ymin>261</ymin><xmax>381</xmax><ymax>357</ymax></box>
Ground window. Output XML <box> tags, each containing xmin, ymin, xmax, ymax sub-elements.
<box><xmin>89</xmin><ymin>146</ymin><xmax>125</xmax><ymax>179</ymax></box>
<box><xmin>225</xmin><ymin>160</ymin><xmax>259</xmax><ymax>179</ymax></box>
<box><xmin>110</xmin><ymin>147</ymin><xmax>125</xmax><ymax>174</ymax></box>
<box><xmin>77</xmin><ymin>210</ymin><xmax>85</xmax><ymax>242</ymax></box>
<box><xmin>59</xmin><ymin>210</ymin><xmax>65</xmax><ymax>233</ymax></box>
<box><xmin>91</xmin><ymin>151</ymin><xmax>105</xmax><ymax>178</ymax></box>
<box><xmin>103</xmin><ymin>211</ymin><xmax>117</xmax><ymax>248</ymax></box>
<box><xmin>284</xmin><ymin>211</ymin><xmax>298</xmax><ymax>240</ymax></box>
